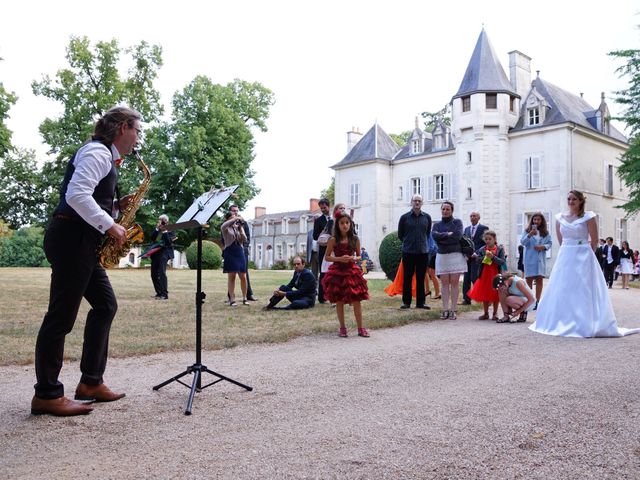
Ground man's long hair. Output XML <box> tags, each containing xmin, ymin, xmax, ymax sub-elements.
<box><xmin>92</xmin><ymin>106</ymin><xmax>141</xmax><ymax>144</ymax></box>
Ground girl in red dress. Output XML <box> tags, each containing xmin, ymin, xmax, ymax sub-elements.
<box><xmin>468</xmin><ymin>230</ymin><xmax>506</xmax><ymax>320</ymax></box>
<box><xmin>322</xmin><ymin>212</ymin><xmax>370</xmax><ymax>337</ymax></box>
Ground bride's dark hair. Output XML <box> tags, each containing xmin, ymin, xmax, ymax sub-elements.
<box><xmin>569</xmin><ymin>190</ymin><xmax>586</xmax><ymax>217</ymax></box>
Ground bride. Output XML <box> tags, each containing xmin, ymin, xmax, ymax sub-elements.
<box><xmin>529</xmin><ymin>190</ymin><xmax>640</xmax><ymax>338</ymax></box>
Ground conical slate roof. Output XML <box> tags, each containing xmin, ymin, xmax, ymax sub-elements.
<box><xmin>333</xmin><ymin>124</ymin><xmax>400</xmax><ymax>168</ymax></box>
<box><xmin>453</xmin><ymin>29</ymin><xmax>517</xmax><ymax>100</ymax></box>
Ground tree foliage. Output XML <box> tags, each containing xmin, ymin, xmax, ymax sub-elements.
<box><xmin>320</xmin><ymin>176</ymin><xmax>335</xmax><ymax>205</ymax></box>
<box><xmin>389</xmin><ymin>130</ymin><xmax>412</xmax><ymax>147</ymax></box>
<box><xmin>144</xmin><ymin>76</ymin><xmax>274</xmax><ymax>245</ymax></box>
<box><xmin>0</xmin><ymin>149</ymin><xmax>46</xmax><ymax>228</ymax></box>
<box><xmin>610</xmin><ymin>47</ymin><xmax>640</xmax><ymax>215</ymax></box>
<box><xmin>421</xmin><ymin>105</ymin><xmax>451</xmax><ymax>132</ymax></box>
<box><xmin>0</xmin><ymin>57</ymin><xmax>17</xmax><ymax>157</ymax></box>
<box><xmin>31</xmin><ymin>36</ymin><xmax>164</xmax><ymax>221</ymax></box>
<box><xmin>0</xmin><ymin>226</ymin><xmax>48</xmax><ymax>267</ymax></box>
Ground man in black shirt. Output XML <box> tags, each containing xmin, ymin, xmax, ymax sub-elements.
<box><xmin>397</xmin><ymin>195</ymin><xmax>432</xmax><ymax>310</ymax></box>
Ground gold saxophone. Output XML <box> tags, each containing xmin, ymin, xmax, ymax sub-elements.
<box><xmin>99</xmin><ymin>149</ymin><xmax>151</xmax><ymax>268</ymax></box>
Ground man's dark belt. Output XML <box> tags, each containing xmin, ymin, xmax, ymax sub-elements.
<box><xmin>53</xmin><ymin>214</ymin><xmax>79</xmax><ymax>221</ymax></box>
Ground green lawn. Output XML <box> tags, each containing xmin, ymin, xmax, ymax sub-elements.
<box><xmin>0</xmin><ymin>267</ymin><xmax>475</xmax><ymax>365</ymax></box>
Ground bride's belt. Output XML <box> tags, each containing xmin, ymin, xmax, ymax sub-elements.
<box><xmin>562</xmin><ymin>239</ymin><xmax>590</xmax><ymax>246</ymax></box>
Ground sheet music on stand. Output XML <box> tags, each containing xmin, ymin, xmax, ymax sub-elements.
<box><xmin>170</xmin><ymin>185</ymin><xmax>239</xmax><ymax>231</ymax></box>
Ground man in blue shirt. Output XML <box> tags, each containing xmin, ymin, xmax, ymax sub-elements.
<box><xmin>397</xmin><ymin>195</ymin><xmax>432</xmax><ymax>310</ymax></box>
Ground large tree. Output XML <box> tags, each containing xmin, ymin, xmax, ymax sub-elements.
<box><xmin>0</xmin><ymin>56</ymin><xmax>17</xmax><ymax>157</ymax></box>
<box><xmin>0</xmin><ymin>148</ymin><xmax>46</xmax><ymax>228</ymax></box>
<box><xmin>31</xmin><ymin>36</ymin><xmax>164</xmax><ymax>220</ymax></box>
<box><xmin>610</xmin><ymin>47</ymin><xmax>640</xmax><ymax>215</ymax></box>
<box><xmin>144</xmin><ymin>76</ymin><xmax>274</xmax><ymax>245</ymax></box>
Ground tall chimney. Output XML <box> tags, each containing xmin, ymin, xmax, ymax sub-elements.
<box><xmin>254</xmin><ymin>206</ymin><xmax>266</xmax><ymax>219</ymax></box>
<box><xmin>347</xmin><ymin>126</ymin><xmax>363</xmax><ymax>153</ymax></box>
<box><xmin>309</xmin><ymin>198</ymin><xmax>319</xmax><ymax>212</ymax></box>
<box><xmin>508</xmin><ymin>50</ymin><xmax>532</xmax><ymax>100</ymax></box>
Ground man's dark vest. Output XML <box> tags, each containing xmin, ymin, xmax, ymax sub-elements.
<box><xmin>53</xmin><ymin>140</ymin><xmax>118</xmax><ymax>222</ymax></box>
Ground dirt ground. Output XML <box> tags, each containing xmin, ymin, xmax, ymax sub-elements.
<box><xmin>1</xmin><ymin>286</ymin><xmax>639</xmax><ymax>479</ymax></box>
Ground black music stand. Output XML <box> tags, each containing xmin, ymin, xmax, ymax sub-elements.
<box><xmin>152</xmin><ymin>186</ymin><xmax>253</xmax><ymax>415</ymax></box>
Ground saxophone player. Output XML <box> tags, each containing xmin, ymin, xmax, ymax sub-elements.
<box><xmin>32</xmin><ymin>106</ymin><xmax>141</xmax><ymax>416</ymax></box>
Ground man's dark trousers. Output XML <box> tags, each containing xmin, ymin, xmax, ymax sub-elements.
<box><xmin>267</xmin><ymin>293</ymin><xmax>315</xmax><ymax>310</ymax></box>
<box><xmin>34</xmin><ymin>219</ymin><xmax>117</xmax><ymax>399</ymax></box>
<box><xmin>463</xmin><ymin>260</ymin><xmax>479</xmax><ymax>303</ymax></box>
<box><xmin>402</xmin><ymin>252</ymin><xmax>428</xmax><ymax>307</ymax></box>
<box><xmin>604</xmin><ymin>262</ymin><xmax>616</xmax><ymax>287</ymax></box>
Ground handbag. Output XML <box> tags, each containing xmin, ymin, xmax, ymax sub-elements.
<box><xmin>317</xmin><ymin>223</ymin><xmax>332</xmax><ymax>247</ymax></box>
<box><xmin>459</xmin><ymin>234</ymin><xmax>475</xmax><ymax>256</ymax></box>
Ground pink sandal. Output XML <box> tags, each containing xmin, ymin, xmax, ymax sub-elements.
<box><xmin>357</xmin><ymin>328</ymin><xmax>370</xmax><ymax>338</ymax></box>
<box><xmin>339</xmin><ymin>327</ymin><xmax>348</xmax><ymax>337</ymax></box>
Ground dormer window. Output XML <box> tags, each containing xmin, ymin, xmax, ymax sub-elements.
<box><xmin>486</xmin><ymin>93</ymin><xmax>497</xmax><ymax>109</ymax></box>
<box><xmin>411</xmin><ymin>139</ymin><xmax>421</xmax><ymax>154</ymax></box>
<box><xmin>462</xmin><ymin>96</ymin><xmax>471</xmax><ymax>112</ymax></box>
<box><xmin>525</xmin><ymin>90</ymin><xmax>546</xmax><ymax>127</ymax></box>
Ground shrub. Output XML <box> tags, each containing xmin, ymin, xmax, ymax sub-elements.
<box><xmin>271</xmin><ymin>260</ymin><xmax>288</xmax><ymax>270</ymax></box>
<box><xmin>185</xmin><ymin>240</ymin><xmax>222</xmax><ymax>269</ymax></box>
<box><xmin>379</xmin><ymin>231</ymin><xmax>402</xmax><ymax>280</ymax></box>
<box><xmin>0</xmin><ymin>226</ymin><xmax>48</xmax><ymax>267</ymax></box>
<box><xmin>248</xmin><ymin>260</ymin><xmax>256</xmax><ymax>270</ymax></box>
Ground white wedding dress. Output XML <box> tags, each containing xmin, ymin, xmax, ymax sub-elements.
<box><xmin>529</xmin><ymin>211</ymin><xmax>640</xmax><ymax>338</ymax></box>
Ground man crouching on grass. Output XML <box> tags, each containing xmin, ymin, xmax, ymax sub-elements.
<box><xmin>264</xmin><ymin>257</ymin><xmax>316</xmax><ymax>310</ymax></box>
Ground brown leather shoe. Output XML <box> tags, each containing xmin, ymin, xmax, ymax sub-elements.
<box><xmin>75</xmin><ymin>383</ymin><xmax>126</xmax><ymax>402</ymax></box>
<box><xmin>31</xmin><ymin>396</ymin><xmax>94</xmax><ymax>416</ymax></box>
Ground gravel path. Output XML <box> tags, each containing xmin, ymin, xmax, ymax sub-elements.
<box><xmin>1</xmin><ymin>287</ymin><xmax>639</xmax><ymax>479</ymax></box>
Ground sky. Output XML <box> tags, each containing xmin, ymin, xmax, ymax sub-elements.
<box><xmin>1</xmin><ymin>1</ymin><xmax>638</xmax><ymax>219</ymax></box>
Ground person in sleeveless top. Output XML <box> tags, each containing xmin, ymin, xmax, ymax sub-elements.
<box><xmin>529</xmin><ymin>190</ymin><xmax>640</xmax><ymax>338</ymax></box>
<box><xmin>321</xmin><ymin>212</ymin><xmax>370</xmax><ymax>337</ymax></box>
<box><xmin>32</xmin><ymin>106</ymin><xmax>141</xmax><ymax>416</ymax></box>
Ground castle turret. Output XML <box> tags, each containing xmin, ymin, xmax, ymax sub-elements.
<box><xmin>450</xmin><ymin>29</ymin><xmax>518</xmax><ymax>251</ymax></box>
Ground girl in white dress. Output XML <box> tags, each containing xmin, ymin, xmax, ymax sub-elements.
<box><xmin>530</xmin><ymin>190</ymin><xmax>640</xmax><ymax>338</ymax></box>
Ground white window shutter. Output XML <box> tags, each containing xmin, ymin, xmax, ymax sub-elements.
<box><xmin>516</xmin><ymin>213</ymin><xmax>524</xmax><ymax>235</ymax></box>
<box><xmin>524</xmin><ymin>157</ymin><xmax>531</xmax><ymax>189</ymax></box>
<box><xmin>406</xmin><ymin>179</ymin><xmax>411</xmax><ymax>204</ymax></box>
<box><xmin>615</xmin><ymin>218</ymin><xmax>621</xmax><ymax>245</ymax></box>
<box><xmin>443</xmin><ymin>173</ymin><xmax>449</xmax><ymax>200</ymax></box>
<box><xmin>531</xmin><ymin>156</ymin><xmax>541</xmax><ymax>188</ymax></box>
<box><xmin>419</xmin><ymin>176</ymin><xmax>425</xmax><ymax>197</ymax></box>
<box><xmin>537</xmin><ymin>156</ymin><xmax>543</xmax><ymax>188</ymax></box>
<box><xmin>604</xmin><ymin>163</ymin><xmax>609</xmax><ymax>194</ymax></box>
<box><xmin>426</xmin><ymin>176</ymin><xmax>433</xmax><ymax>202</ymax></box>
<box><xmin>449</xmin><ymin>173</ymin><xmax>457</xmax><ymax>201</ymax></box>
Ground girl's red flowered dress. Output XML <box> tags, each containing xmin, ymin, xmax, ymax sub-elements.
<box><xmin>321</xmin><ymin>242</ymin><xmax>369</xmax><ymax>304</ymax></box>
<box><xmin>468</xmin><ymin>246</ymin><xmax>500</xmax><ymax>303</ymax></box>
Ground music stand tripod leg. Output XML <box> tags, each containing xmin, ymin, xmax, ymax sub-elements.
<box><xmin>201</xmin><ymin>366</ymin><xmax>253</xmax><ymax>392</ymax></box>
<box><xmin>153</xmin><ymin>367</ymin><xmax>192</xmax><ymax>391</ymax></box>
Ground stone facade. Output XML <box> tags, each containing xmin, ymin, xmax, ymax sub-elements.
<box><xmin>332</xmin><ymin>30</ymin><xmax>639</xmax><ymax>274</ymax></box>
<box><xmin>248</xmin><ymin>199</ymin><xmax>320</xmax><ymax>269</ymax></box>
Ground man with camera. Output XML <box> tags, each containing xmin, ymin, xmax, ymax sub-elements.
<box><xmin>149</xmin><ymin>214</ymin><xmax>176</xmax><ymax>300</ymax></box>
